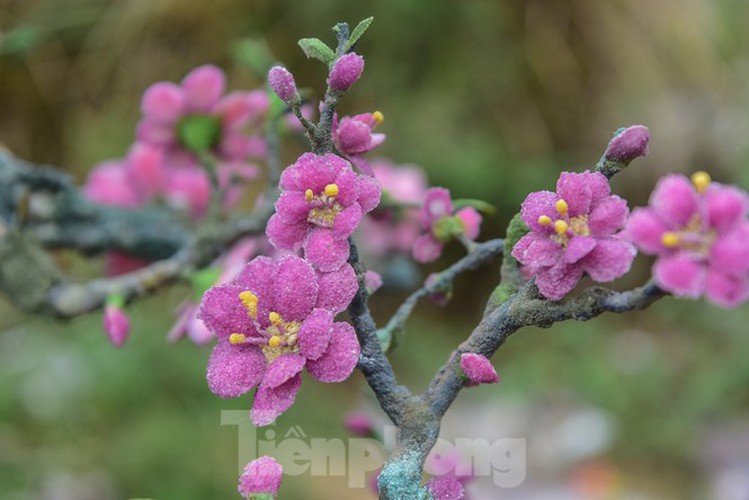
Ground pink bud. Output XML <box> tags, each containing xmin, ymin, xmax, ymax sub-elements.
<box><xmin>141</xmin><ymin>82</ymin><xmax>185</xmax><ymax>123</ymax></box>
<box><xmin>459</xmin><ymin>353</ymin><xmax>499</xmax><ymax>386</ymax></box>
<box><xmin>604</xmin><ymin>125</ymin><xmax>650</xmax><ymax>161</ymax></box>
<box><xmin>344</xmin><ymin>411</ymin><xmax>375</xmax><ymax>437</ymax></box>
<box><xmin>268</xmin><ymin>65</ymin><xmax>298</xmax><ymax>103</ymax></box>
<box><xmin>327</xmin><ymin>53</ymin><xmax>365</xmax><ymax>91</ymax></box>
<box><xmin>103</xmin><ymin>305</ymin><xmax>130</xmax><ymax>347</ymax></box>
<box><xmin>238</xmin><ymin>456</ymin><xmax>283</xmax><ymax>497</ymax></box>
<box><xmin>364</xmin><ymin>271</ymin><xmax>383</xmax><ymax>295</ymax></box>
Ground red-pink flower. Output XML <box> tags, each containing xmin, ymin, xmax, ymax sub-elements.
<box><xmin>332</xmin><ymin>112</ymin><xmax>386</xmax><ymax>156</ymax></box>
<box><xmin>625</xmin><ymin>172</ymin><xmax>749</xmax><ymax>308</ymax></box>
<box><xmin>238</xmin><ymin>456</ymin><xmax>282</xmax><ymax>497</ymax></box>
<box><xmin>266</xmin><ymin>153</ymin><xmax>381</xmax><ymax>272</ymax></box>
<box><xmin>198</xmin><ymin>255</ymin><xmax>360</xmax><ymax>426</ymax></box>
<box><xmin>512</xmin><ymin>171</ymin><xmax>636</xmax><ymax>301</ymax></box>
<box><xmin>413</xmin><ymin>188</ymin><xmax>482</xmax><ymax>263</ymax></box>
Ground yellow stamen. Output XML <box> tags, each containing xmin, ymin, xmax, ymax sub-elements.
<box><xmin>238</xmin><ymin>291</ymin><xmax>258</xmax><ymax>318</ymax></box>
<box><xmin>305</xmin><ymin>189</ymin><xmax>314</xmax><ymax>202</ymax></box>
<box><xmin>691</xmin><ymin>171</ymin><xmax>711</xmax><ymax>193</ymax></box>
<box><xmin>269</xmin><ymin>311</ymin><xmax>282</xmax><ymax>325</ymax></box>
<box><xmin>268</xmin><ymin>335</ymin><xmax>283</xmax><ymax>348</ymax></box>
<box><xmin>556</xmin><ymin>199</ymin><xmax>569</xmax><ymax>216</ymax></box>
<box><xmin>229</xmin><ymin>333</ymin><xmax>246</xmax><ymax>345</ymax></box>
<box><xmin>372</xmin><ymin>111</ymin><xmax>384</xmax><ymax>125</ymax></box>
<box><xmin>538</xmin><ymin>215</ymin><xmax>552</xmax><ymax>226</ymax></box>
<box><xmin>661</xmin><ymin>231</ymin><xmax>680</xmax><ymax>248</ymax></box>
<box><xmin>554</xmin><ymin>219</ymin><xmax>569</xmax><ymax>235</ymax></box>
<box><xmin>324</xmin><ymin>183</ymin><xmax>339</xmax><ymax>198</ymax></box>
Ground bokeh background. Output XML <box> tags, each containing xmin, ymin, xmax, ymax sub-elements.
<box><xmin>3</xmin><ymin>1</ymin><xmax>749</xmax><ymax>498</ymax></box>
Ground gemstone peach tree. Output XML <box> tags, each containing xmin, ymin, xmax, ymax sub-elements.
<box><xmin>1</xmin><ymin>16</ymin><xmax>749</xmax><ymax>500</ymax></box>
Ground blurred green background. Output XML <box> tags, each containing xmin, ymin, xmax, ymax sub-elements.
<box><xmin>3</xmin><ymin>1</ymin><xmax>749</xmax><ymax>498</ymax></box>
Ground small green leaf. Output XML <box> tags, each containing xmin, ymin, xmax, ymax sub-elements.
<box><xmin>453</xmin><ymin>198</ymin><xmax>497</xmax><ymax>215</ymax></box>
<box><xmin>106</xmin><ymin>294</ymin><xmax>125</xmax><ymax>309</ymax></box>
<box><xmin>344</xmin><ymin>16</ymin><xmax>374</xmax><ymax>51</ymax></box>
<box><xmin>297</xmin><ymin>38</ymin><xmax>335</xmax><ymax>65</ymax></box>
<box><xmin>232</xmin><ymin>37</ymin><xmax>275</xmax><ymax>76</ymax></box>
<box><xmin>189</xmin><ymin>266</ymin><xmax>222</xmax><ymax>301</ymax></box>
<box><xmin>177</xmin><ymin>115</ymin><xmax>221</xmax><ymax>153</ymax></box>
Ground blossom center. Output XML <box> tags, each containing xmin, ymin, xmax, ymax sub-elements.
<box><xmin>660</xmin><ymin>214</ymin><xmax>716</xmax><ymax>257</ymax></box>
<box><xmin>537</xmin><ymin>198</ymin><xmax>590</xmax><ymax>247</ymax></box>
<box><xmin>305</xmin><ymin>183</ymin><xmax>343</xmax><ymax>228</ymax></box>
<box><xmin>231</xmin><ymin>292</ymin><xmax>302</xmax><ymax>362</ymax></box>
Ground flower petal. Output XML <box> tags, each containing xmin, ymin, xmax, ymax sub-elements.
<box><xmin>271</xmin><ymin>255</ymin><xmax>318</xmax><ymax>321</ymax></box>
<box><xmin>556</xmin><ymin>171</ymin><xmax>594</xmax><ymax>216</ymax></box>
<box><xmin>564</xmin><ymin>236</ymin><xmax>597</xmax><ymax>264</ymax></box>
<box><xmin>238</xmin><ymin>456</ymin><xmax>283</xmax><ymax>497</ymax></box>
<box><xmin>534</xmin><ymin>261</ymin><xmax>584</xmax><ymax>301</ymax></box>
<box><xmin>623</xmin><ymin>207</ymin><xmax>668</xmax><ymax>254</ymax></box>
<box><xmin>581</xmin><ymin>238</ymin><xmax>636</xmax><ymax>282</ymax></box>
<box><xmin>306</xmin><ymin>322</ymin><xmax>360</xmax><ymax>383</ymax></box>
<box><xmin>316</xmin><ymin>264</ymin><xmax>358</xmax><ymax>314</ymax></box>
<box><xmin>512</xmin><ymin>233</ymin><xmax>562</xmax><ymax>268</ymax></box>
<box><xmin>275</xmin><ymin>190</ymin><xmax>312</xmax><ymax>222</ymax></box>
<box><xmin>266</xmin><ymin>213</ymin><xmax>309</xmax><ymax>251</ymax></box>
<box><xmin>251</xmin><ymin>373</ymin><xmax>302</xmax><ymax>426</ymax></box>
<box><xmin>652</xmin><ymin>252</ymin><xmax>705</xmax><ymax>298</ymax></box>
<box><xmin>421</xmin><ymin>188</ymin><xmax>453</xmax><ymax>228</ymax></box>
<box><xmin>588</xmin><ymin>195</ymin><xmax>629</xmax><ymax>236</ymax></box>
<box><xmin>705</xmin><ymin>183</ymin><xmax>749</xmax><ymax>234</ymax></box>
<box><xmin>206</xmin><ymin>341</ymin><xmax>265</xmax><ymax>398</ymax></box>
<box><xmin>650</xmin><ymin>174</ymin><xmax>699</xmax><ymax>227</ymax></box>
<box><xmin>456</xmin><ymin>207</ymin><xmax>482</xmax><ymax>240</ymax></box>
<box><xmin>198</xmin><ymin>285</ymin><xmax>259</xmax><ymax>339</ymax></box>
<box><xmin>356</xmin><ymin>173</ymin><xmax>382</xmax><ymax>212</ymax></box>
<box><xmin>262</xmin><ymin>353</ymin><xmax>306</xmax><ymax>389</ymax></box>
<box><xmin>413</xmin><ymin>234</ymin><xmax>444</xmax><ymax>263</ymax></box>
<box><xmin>141</xmin><ymin>82</ymin><xmax>185</xmax><ymax>123</ymax></box>
<box><xmin>333</xmin><ymin>165</ymin><xmax>361</xmax><ymax>207</ymax></box>
<box><xmin>709</xmin><ymin>224</ymin><xmax>749</xmax><ymax>277</ymax></box>
<box><xmin>181</xmin><ymin>64</ymin><xmax>225</xmax><ymax>112</ymax></box>
<box><xmin>333</xmin><ymin>203</ymin><xmax>363</xmax><ymax>240</ymax></box>
<box><xmin>298</xmin><ymin>308</ymin><xmax>334</xmax><ymax>360</ymax></box>
<box><xmin>304</xmin><ymin>229</ymin><xmax>350</xmax><ymax>272</ymax></box>
<box><xmin>520</xmin><ymin>190</ymin><xmax>557</xmax><ymax>232</ymax></box>
<box><xmin>279</xmin><ymin>153</ymin><xmax>342</xmax><ymax>192</ymax></box>
<box><xmin>705</xmin><ymin>269</ymin><xmax>749</xmax><ymax>309</ymax></box>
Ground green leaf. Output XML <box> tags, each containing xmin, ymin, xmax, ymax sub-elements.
<box><xmin>232</xmin><ymin>37</ymin><xmax>275</xmax><ymax>76</ymax></box>
<box><xmin>297</xmin><ymin>38</ymin><xmax>335</xmax><ymax>65</ymax></box>
<box><xmin>106</xmin><ymin>294</ymin><xmax>125</xmax><ymax>309</ymax></box>
<box><xmin>344</xmin><ymin>16</ymin><xmax>374</xmax><ymax>51</ymax></box>
<box><xmin>177</xmin><ymin>115</ymin><xmax>221</xmax><ymax>153</ymax></box>
<box><xmin>452</xmin><ymin>198</ymin><xmax>497</xmax><ymax>215</ymax></box>
<box><xmin>189</xmin><ymin>267</ymin><xmax>222</xmax><ymax>301</ymax></box>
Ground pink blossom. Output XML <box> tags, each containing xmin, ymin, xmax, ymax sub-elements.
<box><xmin>266</xmin><ymin>153</ymin><xmax>381</xmax><ymax>271</ymax></box>
<box><xmin>332</xmin><ymin>112</ymin><xmax>385</xmax><ymax>156</ymax></box>
<box><xmin>103</xmin><ymin>304</ymin><xmax>130</xmax><ymax>347</ymax></box>
<box><xmin>360</xmin><ymin>161</ymin><xmax>428</xmax><ymax>257</ymax></box>
<box><xmin>198</xmin><ymin>255</ymin><xmax>360</xmax><ymax>426</ymax></box>
<box><xmin>344</xmin><ymin>411</ymin><xmax>375</xmax><ymax>437</ymax></box>
<box><xmin>238</xmin><ymin>456</ymin><xmax>282</xmax><ymax>497</ymax></box>
<box><xmin>459</xmin><ymin>353</ymin><xmax>499</xmax><ymax>386</ymax></box>
<box><xmin>424</xmin><ymin>475</ymin><xmax>465</xmax><ymax>500</ymax></box>
<box><xmin>268</xmin><ymin>65</ymin><xmax>298</xmax><ymax>103</ymax></box>
<box><xmin>364</xmin><ymin>270</ymin><xmax>383</xmax><ymax>294</ymax></box>
<box><xmin>413</xmin><ymin>188</ymin><xmax>483</xmax><ymax>263</ymax></box>
<box><xmin>512</xmin><ymin>171</ymin><xmax>636</xmax><ymax>301</ymax></box>
<box><xmin>328</xmin><ymin>52</ymin><xmax>365</xmax><ymax>91</ymax></box>
<box><xmin>625</xmin><ymin>172</ymin><xmax>749</xmax><ymax>308</ymax></box>
<box><xmin>604</xmin><ymin>125</ymin><xmax>650</xmax><ymax>162</ymax></box>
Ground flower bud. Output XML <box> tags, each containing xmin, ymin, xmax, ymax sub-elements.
<box><xmin>459</xmin><ymin>352</ymin><xmax>499</xmax><ymax>386</ymax></box>
<box><xmin>604</xmin><ymin>125</ymin><xmax>650</xmax><ymax>162</ymax></box>
<box><xmin>239</xmin><ymin>456</ymin><xmax>283</xmax><ymax>498</ymax></box>
<box><xmin>103</xmin><ymin>304</ymin><xmax>130</xmax><ymax>348</ymax></box>
<box><xmin>327</xmin><ymin>52</ymin><xmax>365</xmax><ymax>91</ymax></box>
<box><xmin>268</xmin><ymin>65</ymin><xmax>298</xmax><ymax>104</ymax></box>
<box><xmin>344</xmin><ymin>411</ymin><xmax>375</xmax><ymax>437</ymax></box>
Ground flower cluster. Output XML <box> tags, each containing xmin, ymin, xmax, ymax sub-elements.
<box><xmin>626</xmin><ymin>172</ymin><xmax>749</xmax><ymax>308</ymax></box>
<box><xmin>413</xmin><ymin>188</ymin><xmax>482</xmax><ymax>263</ymax></box>
<box><xmin>512</xmin><ymin>171</ymin><xmax>636</xmax><ymax>300</ymax></box>
<box><xmin>199</xmin><ymin>255</ymin><xmax>359</xmax><ymax>425</ymax></box>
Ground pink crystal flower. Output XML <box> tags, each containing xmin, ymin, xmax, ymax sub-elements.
<box><xmin>625</xmin><ymin>172</ymin><xmax>749</xmax><ymax>308</ymax></box>
<box><xmin>137</xmin><ymin>65</ymin><xmax>268</xmax><ymax>163</ymax></box>
<box><xmin>103</xmin><ymin>304</ymin><xmax>130</xmax><ymax>348</ymax></box>
<box><xmin>198</xmin><ymin>255</ymin><xmax>360</xmax><ymax>426</ymax></box>
<box><xmin>412</xmin><ymin>188</ymin><xmax>482</xmax><ymax>263</ymax></box>
<box><xmin>328</xmin><ymin>52</ymin><xmax>365</xmax><ymax>91</ymax></box>
<box><xmin>512</xmin><ymin>171</ymin><xmax>636</xmax><ymax>301</ymax></box>
<box><xmin>266</xmin><ymin>153</ymin><xmax>381</xmax><ymax>272</ymax></box>
<box><xmin>238</xmin><ymin>456</ymin><xmax>283</xmax><ymax>497</ymax></box>
<box><xmin>459</xmin><ymin>353</ymin><xmax>499</xmax><ymax>386</ymax></box>
<box><xmin>332</xmin><ymin>112</ymin><xmax>386</xmax><ymax>156</ymax></box>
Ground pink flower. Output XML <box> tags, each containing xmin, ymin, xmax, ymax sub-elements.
<box><xmin>103</xmin><ymin>304</ymin><xmax>130</xmax><ymax>347</ymax></box>
<box><xmin>328</xmin><ymin>52</ymin><xmax>365</xmax><ymax>91</ymax></box>
<box><xmin>360</xmin><ymin>161</ymin><xmax>428</xmax><ymax>257</ymax></box>
<box><xmin>344</xmin><ymin>411</ymin><xmax>375</xmax><ymax>437</ymax></box>
<box><xmin>625</xmin><ymin>172</ymin><xmax>749</xmax><ymax>308</ymax></box>
<box><xmin>266</xmin><ymin>153</ymin><xmax>381</xmax><ymax>271</ymax></box>
<box><xmin>413</xmin><ymin>188</ymin><xmax>482</xmax><ymax>263</ymax></box>
<box><xmin>238</xmin><ymin>456</ymin><xmax>282</xmax><ymax>497</ymax></box>
<box><xmin>364</xmin><ymin>270</ymin><xmax>383</xmax><ymax>295</ymax></box>
<box><xmin>332</xmin><ymin>112</ymin><xmax>386</xmax><ymax>156</ymax></box>
<box><xmin>459</xmin><ymin>353</ymin><xmax>499</xmax><ymax>386</ymax></box>
<box><xmin>424</xmin><ymin>475</ymin><xmax>465</xmax><ymax>500</ymax></box>
<box><xmin>198</xmin><ymin>255</ymin><xmax>360</xmax><ymax>426</ymax></box>
<box><xmin>268</xmin><ymin>65</ymin><xmax>298</xmax><ymax>103</ymax></box>
<box><xmin>512</xmin><ymin>171</ymin><xmax>636</xmax><ymax>301</ymax></box>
